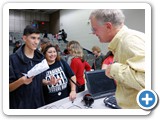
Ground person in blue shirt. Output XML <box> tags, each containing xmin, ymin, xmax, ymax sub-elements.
<box><xmin>9</xmin><ymin>25</ymin><xmax>45</xmax><ymax>109</ymax></box>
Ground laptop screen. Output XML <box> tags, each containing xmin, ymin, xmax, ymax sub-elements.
<box><xmin>85</xmin><ymin>70</ymin><xmax>116</xmax><ymax>98</ymax></box>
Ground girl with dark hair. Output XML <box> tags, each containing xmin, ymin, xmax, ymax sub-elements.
<box><xmin>41</xmin><ymin>43</ymin><xmax>77</xmax><ymax>105</ymax></box>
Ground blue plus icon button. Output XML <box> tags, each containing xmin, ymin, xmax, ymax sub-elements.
<box><xmin>137</xmin><ymin>89</ymin><xmax>158</xmax><ymax>110</ymax></box>
<box><xmin>142</xmin><ymin>93</ymin><xmax>153</xmax><ymax>105</ymax></box>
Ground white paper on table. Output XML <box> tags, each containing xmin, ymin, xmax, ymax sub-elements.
<box><xmin>22</xmin><ymin>59</ymin><xmax>49</xmax><ymax>78</ymax></box>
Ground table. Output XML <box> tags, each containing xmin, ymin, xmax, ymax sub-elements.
<box><xmin>38</xmin><ymin>90</ymin><xmax>110</xmax><ymax>109</ymax></box>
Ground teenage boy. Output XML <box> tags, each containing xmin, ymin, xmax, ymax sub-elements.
<box><xmin>9</xmin><ymin>25</ymin><xmax>45</xmax><ymax>109</ymax></box>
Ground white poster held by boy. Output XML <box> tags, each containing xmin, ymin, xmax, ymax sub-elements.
<box><xmin>22</xmin><ymin>59</ymin><xmax>49</xmax><ymax>78</ymax></box>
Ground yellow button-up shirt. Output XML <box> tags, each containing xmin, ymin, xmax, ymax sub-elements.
<box><xmin>108</xmin><ymin>26</ymin><xmax>145</xmax><ymax>109</ymax></box>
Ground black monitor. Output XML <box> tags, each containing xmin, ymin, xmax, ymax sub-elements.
<box><xmin>85</xmin><ymin>70</ymin><xmax>116</xmax><ymax>99</ymax></box>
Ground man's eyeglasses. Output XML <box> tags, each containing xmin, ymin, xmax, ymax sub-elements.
<box><xmin>91</xmin><ymin>27</ymin><xmax>96</xmax><ymax>34</ymax></box>
<box><xmin>91</xmin><ymin>22</ymin><xmax>106</xmax><ymax>34</ymax></box>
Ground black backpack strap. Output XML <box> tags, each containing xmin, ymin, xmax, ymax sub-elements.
<box><xmin>59</xmin><ymin>60</ymin><xmax>65</xmax><ymax>71</ymax></box>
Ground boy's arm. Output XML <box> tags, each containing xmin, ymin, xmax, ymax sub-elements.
<box><xmin>9</xmin><ymin>76</ymin><xmax>33</xmax><ymax>92</ymax></box>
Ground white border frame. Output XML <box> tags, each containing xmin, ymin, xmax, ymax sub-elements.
<box><xmin>3</xmin><ymin>2</ymin><xmax>151</xmax><ymax>115</ymax></box>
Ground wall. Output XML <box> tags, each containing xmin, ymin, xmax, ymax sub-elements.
<box><xmin>9</xmin><ymin>10</ymin><xmax>49</xmax><ymax>33</ymax></box>
<box><xmin>9</xmin><ymin>9</ymin><xmax>145</xmax><ymax>54</ymax></box>
<box><xmin>122</xmin><ymin>9</ymin><xmax>145</xmax><ymax>33</ymax></box>
<box><xmin>60</xmin><ymin>9</ymin><xmax>145</xmax><ymax>54</ymax></box>
<box><xmin>49</xmin><ymin>10</ymin><xmax>60</xmax><ymax>35</ymax></box>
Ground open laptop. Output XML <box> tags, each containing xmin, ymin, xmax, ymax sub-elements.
<box><xmin>85</xmin><ymin>69</ymin><xmax>116</xmax><ymax>99</ymax></box>
<box><xmin>85</xmin><ymin>70</ymin><xmax>120</xmax><ymax>109</ymax></box>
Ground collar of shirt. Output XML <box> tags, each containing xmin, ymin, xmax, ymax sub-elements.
<box><xmin>108</xmin><ymin>25</ymin><xmax>128</xmax><ymax>54</ymax></box>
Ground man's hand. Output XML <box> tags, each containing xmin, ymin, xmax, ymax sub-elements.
<box><xmin>105</xmin><ymin>64</ymin><xmax>113</xmax><ymax>79</ymax></box>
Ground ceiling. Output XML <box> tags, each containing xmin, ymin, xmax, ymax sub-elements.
<box><xmin>19</xmin><ymin>9</ymin><xmax>60</xmax><ymax>14</ymax></box>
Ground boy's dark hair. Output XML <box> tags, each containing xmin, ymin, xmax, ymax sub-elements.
<box><xmin>23</xmin><ymin>25</ymin><xmax>40</xmax><ymax>36</ymax></box>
